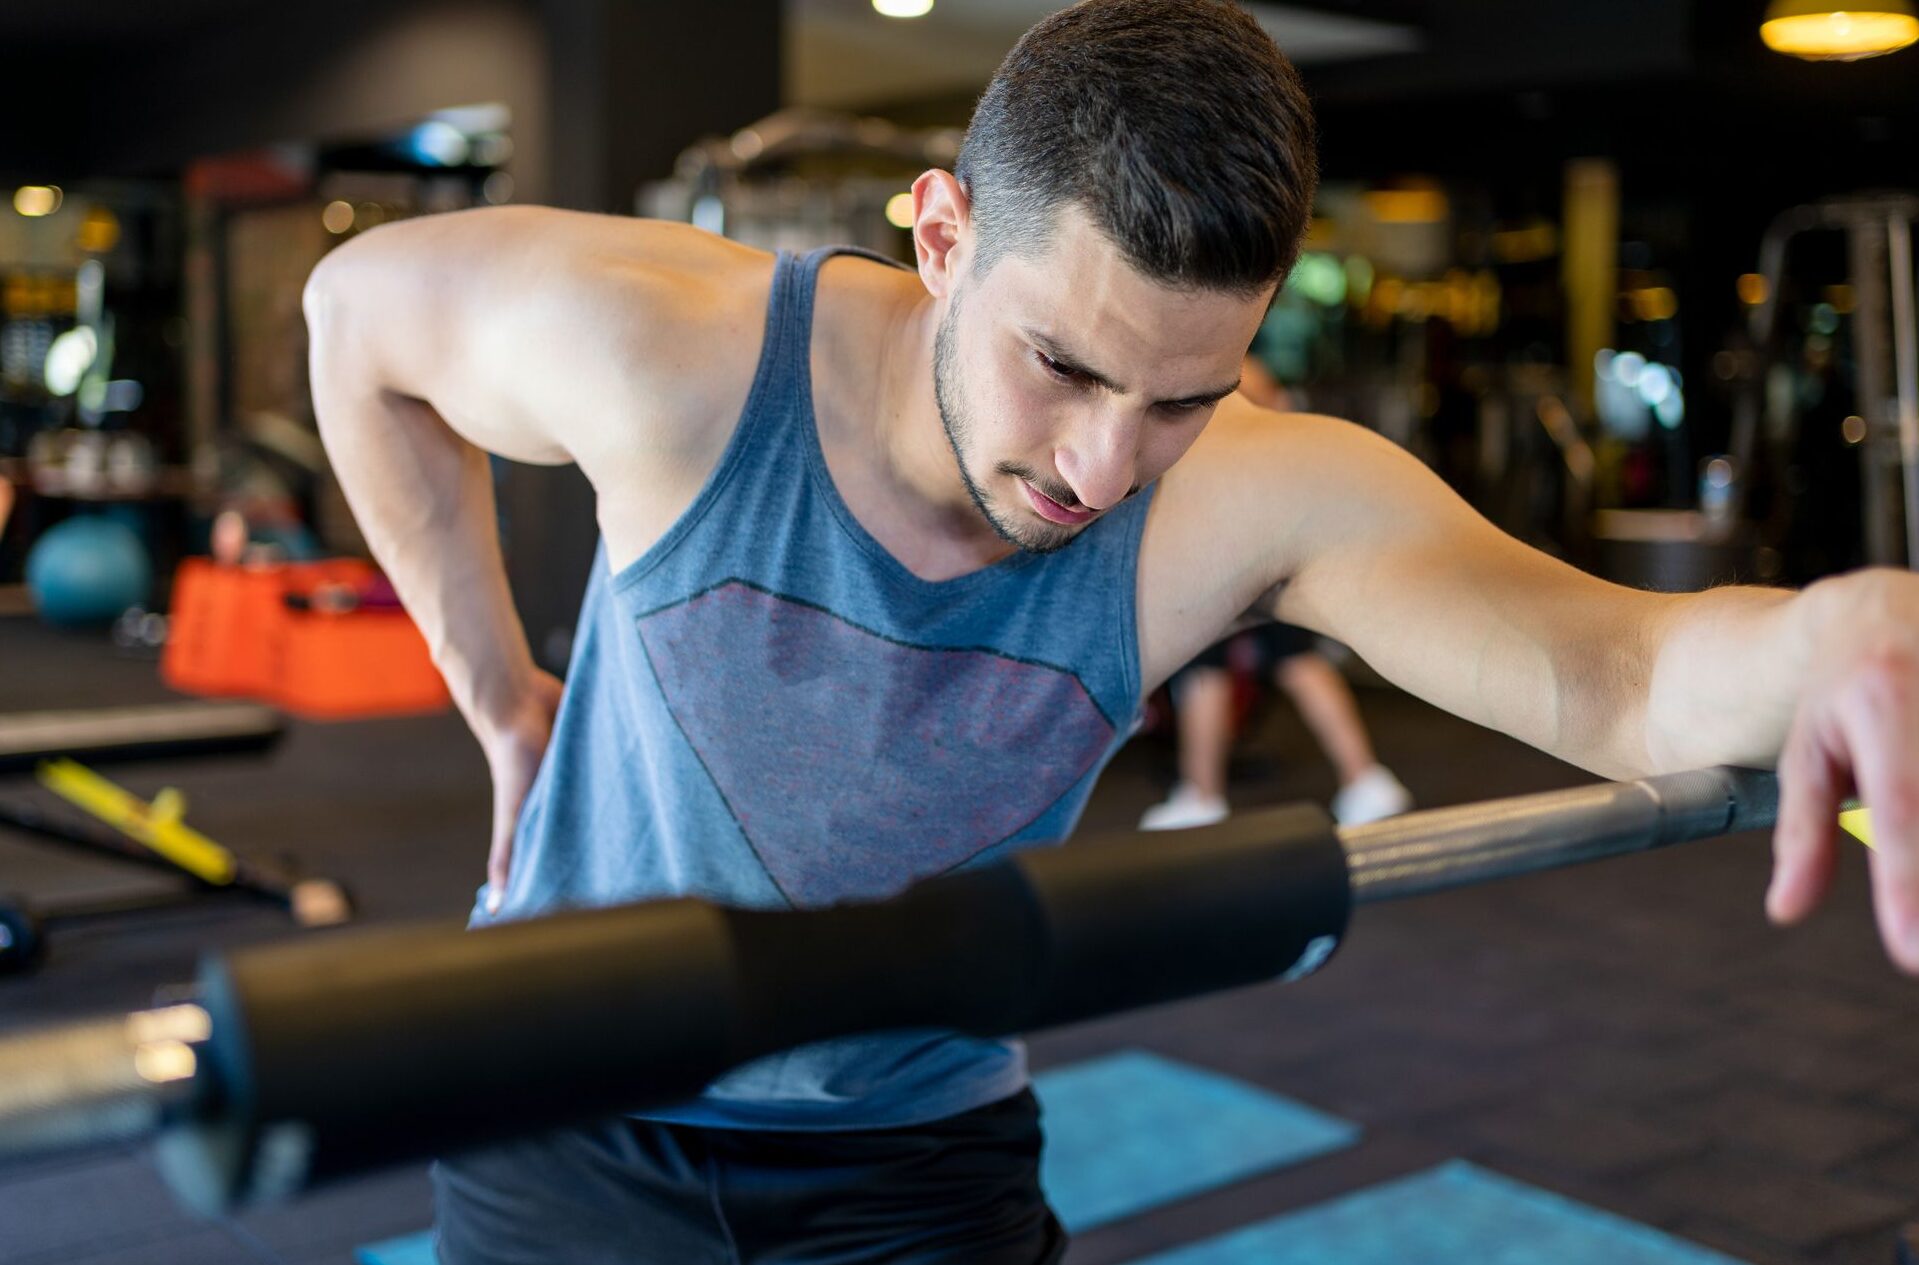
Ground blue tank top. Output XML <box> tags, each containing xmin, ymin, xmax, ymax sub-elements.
<box><xmin>481</xmin><ymin>246</ymin><xmax>1156</xmax><ymax>1130</ymax></box>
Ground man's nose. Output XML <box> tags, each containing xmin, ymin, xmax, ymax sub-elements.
<box><xmin>1054</xmin><ymin>409</ymin><xmax>1141</xmax><ymax>511</ymax></box>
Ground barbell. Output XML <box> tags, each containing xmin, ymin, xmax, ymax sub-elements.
<box><xmin>0</xmin><ymin>765</ymin><xmax>1777</xmax><ymax>1214</ymax></box>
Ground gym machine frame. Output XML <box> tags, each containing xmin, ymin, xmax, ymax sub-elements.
<box><xmin>1739</xmin><ymin>194</ymin><xmax>1919</xmax><ymax>569</ymax></box>
<box><xmin>0</xmin><ymin>766</ymin><xmax>1777</xmax><ymax>1214</ymax></box>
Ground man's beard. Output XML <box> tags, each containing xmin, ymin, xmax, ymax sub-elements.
<box><xmin>932</xmin><ymin>296</ymin><xmax>1083</xmax><ymax>556</ymax></box>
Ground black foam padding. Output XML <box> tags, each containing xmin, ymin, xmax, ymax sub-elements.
<box><xmin>159</xmin><ymin>803</ymin><xmax>1349</xmax><ymax>1210</ymax></box>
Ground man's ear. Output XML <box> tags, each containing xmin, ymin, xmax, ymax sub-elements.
<box><xmin>910</xmin><ymin>169</ymin><xmax>971</xmax><ymax>298</ymax></box>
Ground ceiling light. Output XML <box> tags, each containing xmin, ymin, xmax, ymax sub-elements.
<box><xmin>1761</xmin><ymin>1</ymin><xmax>1919</xmax><ymax>60</ymax></box>
<box><xmin>14</xmin><ymin>186</ymin><xmax>61</xmax><ymax>217</ymax></box>
<box><xmin>873</xmin><ymin>0</ymin><xmax>934</xmax><ymax>17</ymax></box>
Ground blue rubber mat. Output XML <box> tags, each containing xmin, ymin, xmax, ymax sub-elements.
<box><xmin>1035</xmin><ymin>1049</ymin><xmax>1360</xmax><ymax>1232</ymax></box>
<box><xmin>355</xmin><ymin>1232</ymin><xmax>436</xmax><ymax>1265</ymax></box>
<box><xmin>1129</xmin><ymin>1160</ymin><xmax>1747</xmax><ymax>1265</ymax></box>
<box><xmin>356</xmin><ymin>1050</ymin><xmax>1360</xmax><ymax>1262</ymax></box>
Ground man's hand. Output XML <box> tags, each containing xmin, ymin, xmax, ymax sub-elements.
<box><xmin>1769</xmin><ymin>568</ymin><xmax>1919</xmax><ymax>972</ymax></box>
<box><xmin>478</xmin><ymin>670</ymin><xmax>565</xmax><ymax>914</ymax></box>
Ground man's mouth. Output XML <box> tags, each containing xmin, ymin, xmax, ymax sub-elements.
<box><xmin>1021</xmin><ymin>480</ymin><xmax>1096</xmax><ymax>526</ymax></box>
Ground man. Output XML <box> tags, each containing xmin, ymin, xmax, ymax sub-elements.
<box><xmin>306</xmin><ymin>3</ymin><xmax>1919</xmax><ymax>1261</ymax></box>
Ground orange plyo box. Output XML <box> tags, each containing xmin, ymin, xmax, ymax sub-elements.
<box><xmin>163</xmin><ymin>558</ymin><xmax>450</xmax><ymax>720</ymax></box>
<box><xmin>162</xmin><ymin>558</ymin><xmax>282</xmax><ymax>698</ymax></box>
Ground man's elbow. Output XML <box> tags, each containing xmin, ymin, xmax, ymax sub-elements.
<box><xmin>302</xmin><ymin>217</ymin><xmax>408</xmax><ymax>332</ymax></box>
<box><xmin>302</xmin><ymin>247</ymin><xmax>396</xmax><ymax>440</ymax></box>
<box><xmin>302</xmin><ymin>241</ymin><xmax>359</xmax><ymax>337</ymax></box>
<box><xmin>304</xmin><ymin>264</ymin><xmax>354</xmax><ymax>387</ymax></box>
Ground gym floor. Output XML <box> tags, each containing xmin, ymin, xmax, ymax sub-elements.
<box><xmin>2</xmin><ymin>613</ymin><xmax>1915</xmax><ymax>1265</ymax></box>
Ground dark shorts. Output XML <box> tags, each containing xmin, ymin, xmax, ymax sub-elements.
<box><xmin>1183</xmin><ymin>621</ymin><xmax>1318</xmax><ymax>674</ymax></box>
<box><xmin>432</xmin><ymin>1090</ymin><xmax>1065</xmax><ymax>1265</ymax></box>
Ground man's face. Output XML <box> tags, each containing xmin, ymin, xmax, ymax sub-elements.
<box><xmin>932</xmin><ymin>205</ymin><xmax>1271</xmax><ymax>554</ymax></box>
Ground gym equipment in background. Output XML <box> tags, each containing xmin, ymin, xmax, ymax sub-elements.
<box><xmin>0</xmin><ymin>766</ymin><xmax>1774</xmax><ymax>1213</ymax></box>
<box><xmin>24</xmin><ymin>514</ymin><xmax>152</xmax><ymax>626</ymax></box>
<box><xmin>639</xmin><ymin>109</ymin><xmax>960</xmax><ymax>258</ymax></box>
<box><xmin>0</xmin><ymin>701</ymin><xmax>283</xmax><ymax>774</ymax></box>
<box><xmin>164</xmin><ymin>557</ymin><xmax>448</xmax><ymax>720</ymax></box>
<box><xmin>0</xmin><ymin>797</ymin><xmax>351</xmax><ymax>974</ymax></box>
<box><xmin>1740</xmin><ymin>193</ymin><xmax>1919</xmax><ymax>569</ymax></box>
<box><xmin>0</xmin><ymin>700</ymin><xmax>349</xmax><ymax>973</ymax></box>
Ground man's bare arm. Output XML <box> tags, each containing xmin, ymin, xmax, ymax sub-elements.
<box><xmin>305</xmin><ymin>208</ymin><xmax>769</xmax><ymax>902</ymax></box>
<box><xmin>1249</xmin><ymin>413</ymin><xmax>1822</xmax><ymax>781</ymax></box>
<box><xmin>303</xmin><ymin>206</ymin><xmax>761</xmax><ymax>729</ymax></box>
<box><xmin>1161</xmin><ymin>407</ymin><xmax>1675</xmax><ymax>779</ymax></box>
<box><xmin>1194</xmin><ymin>402</ymin><xmax>1919</xmax><ymax>970</ymax></box>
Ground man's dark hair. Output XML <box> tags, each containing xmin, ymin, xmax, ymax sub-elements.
<box><xmin>954</xmin><ymin>0</ymin><xmax>1318</xmax><ymax>297</ymax></box>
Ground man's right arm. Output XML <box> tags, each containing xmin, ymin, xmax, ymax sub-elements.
<box><xmin>304</xmin><ymin>208</ymin><xmax>764</xmax><ymax>899</ymax></box>
<box><xmin>303</xmin><ymin>205</ymin><xmax>754</xmax><ymax>734</ymax></box>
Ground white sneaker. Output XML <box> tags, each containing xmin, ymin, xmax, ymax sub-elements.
<box><xmin>1139</xmin><ymin>783</ymin><xmax>1230</xmax><ymax>831</ymax></box>
<box><xmin>1333</xmin><ymin>765</ymin><xmax>1413</xmax><ymax>826</ymax></box>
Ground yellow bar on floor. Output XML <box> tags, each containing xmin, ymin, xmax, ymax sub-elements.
<box><xmin>35</xmin><ymin>759</ymin><xmax>237</xmax><ymax>885</ymax></box>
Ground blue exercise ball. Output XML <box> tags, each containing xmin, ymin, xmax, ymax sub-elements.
<box><xmin>26</xmin><ymin>515</ymin><xmax>153</xmax><ymax>627</ymax></box>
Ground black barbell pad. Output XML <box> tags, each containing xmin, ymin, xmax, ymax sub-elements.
<box><xmin>158</xmin><ymin>803</ymin><xmax>1348</xmax><ymax>1210</ymax></box>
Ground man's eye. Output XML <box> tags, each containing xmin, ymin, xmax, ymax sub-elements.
<box><xmin>1036</xmin><ymin>351</ymin><xmax>1077</xmax><ymax>381</ymax></box>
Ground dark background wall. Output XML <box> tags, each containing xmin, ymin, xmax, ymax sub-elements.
<box><xmin>508</xmin><ymin>0</ymin><xmax>783</xmax><ymax>667</ymax></box>
<box><xmin>0</xmin><ymin>0</ymin><xmax>782</xmax><ymax>669</ymax></box>
<box><xmin>2</xmin><ymin>0</ymin><xmax>1912</xmax><ymax>657</ymax></box>
<box><xmin>84</xmin><ymin>0</ymin><xmax>553</xmax><ymax>199</ymax></box>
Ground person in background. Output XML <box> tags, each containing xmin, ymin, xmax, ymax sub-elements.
<box><xmin>1141</xmin><ymin>356</ymin><xmax>1412</xmax><ymax>830</ymax></box>
<box><xmin>1141</xmin><ymin>622</ymin><xmax>1413</xmax><ymax>829</ymax></box>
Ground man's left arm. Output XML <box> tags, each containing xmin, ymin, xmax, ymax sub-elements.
<box><xmin>1238</xmin><ymin>411</ymin><xmax>1919</xmax><ymax>971</ymax></box>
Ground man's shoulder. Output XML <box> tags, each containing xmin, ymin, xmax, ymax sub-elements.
<box><xmin>330</xmin><ymin>206</ymin><xmax>782</xmax><ymax>431</ymax></box>
<box><xmin>1158</xmin><ymin>399</ymin><xmax>1374</xmax><ymax>507</ymax></box>
<box><xmin>498</xmin><ymin>209</ymin><xmax>776</xmax><ymax>373</ymax></box>
<box><xmin>1136</xmin><ymin>401</ymin><xmax>1392</xmax><ymax>686</ymax></box>
<box><xmin>1158</xmin><ymin>400</ymin><xmax>1422</xmax><ymax>576</ymax></box>
<box><xmin>470</xmin><ymin>209</ymin><xmax>781</xmax><ymax>457</ymax></box>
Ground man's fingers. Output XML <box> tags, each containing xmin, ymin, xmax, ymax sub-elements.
<box><xmin>1842</xmin><ymin>653</ymin><xmax>1919</xmax><ymax>971</ymax></box>
<box><xmin>486</xmin><ymin>851</ymin><xmax>508</xmax><ymax>912</ymax></box>
<box><xmin>486</xmin><ymin>791</ymin><xmax>518</xmax><ymax>914</ymax></box>
<box><xmin>1769</xmin><ymin>714</ymin><xmax>1843</xmax><ymax>926</ymax></box>
<box><xmin>1864</xmin><ymin>846</ymin><xmax>1919</xmax><ymax>974</ymax></box>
